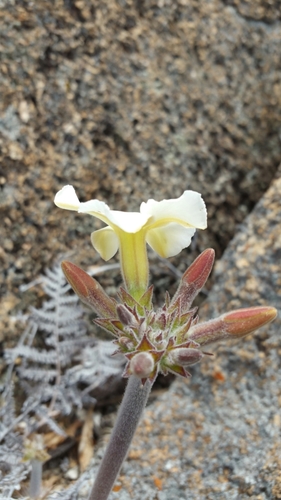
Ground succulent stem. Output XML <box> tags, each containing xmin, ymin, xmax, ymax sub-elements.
<box><xmin>88</xmin><ymin>376</ymin><xmax>152</xmax><ymax>500</ymax></box>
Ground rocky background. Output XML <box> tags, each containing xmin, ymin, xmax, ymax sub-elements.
<box><xmin>0</xmin><ymin>0</ymin><xmax>281</xmax><ymax>498</ymax></box>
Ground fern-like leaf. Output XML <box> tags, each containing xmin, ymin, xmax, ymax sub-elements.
<box><xmin>2</xmin><ymin>261</ymin><xmax>126</xmax><ymax>498</ymax></box>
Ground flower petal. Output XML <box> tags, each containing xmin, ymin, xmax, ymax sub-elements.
<box><xmin>91</xmin><ymin>227</ymin><xmax>119</xmax><ymax>261</ymax></box>
<box><xmin>141</xmin><ymin>190</ymin><xmax>207</xmax><ymax>230</ymax></box>
<box><xmin>109</xmin><ymin>211</ymin><xmax>150</xmax><ymax>233</ymax></box>
<box><xmin>79</xmin><ymin>201</ymin><xmax>150</xmax><ymax>233</ymax></box>
<box><xmin>78</xmin><ymin>200</ymin><xmax>114</xmax><ymax>226</ymax></box>
<box><xmin>54</xmin><ymin>185</ymin><xmax>80</xmax><ymax>210</ymax></box>
<box><xmin>146</xmin><ymin>223</ymin><xmax>196</xmax><ymax>258</ymax></box>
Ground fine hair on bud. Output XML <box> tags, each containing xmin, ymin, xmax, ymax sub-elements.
<box><xmin>169</xmin><ymin>347</ymin><xmax>204</xmax><ymax>367</ymax></box>
<box><xmin>117</xmin><ymin>304</ymin><xmax>138</xmax><ymax>327</ymax></box>
<box><xmin>129</xmin><ymin>352</ymin><xmax>155</xmax><ymax>378</ymax></box>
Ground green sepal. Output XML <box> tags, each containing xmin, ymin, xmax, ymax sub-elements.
<box><xmin>94</xmin><ymin>318</ymin><xmax>122</xmax><ymax>337</ymax></box>
<box><xmin>138</xmin><ymin>285</ymin><xmax>154</xmax><ymax>310</ymax></box>
<box><xmin>163</xmin><ymin>362</ymin><xmax>191</xmax><ymax>378</ymax></box>
<box><xmin>118</xmin><ymin>287</ymin><xmax>144</xmax><ymax>316</ymax></box>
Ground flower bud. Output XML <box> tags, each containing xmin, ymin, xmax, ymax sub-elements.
<box><xmin>117</xmin><ymin>304</ymin><xmax>138</xmax><ymax>327</ymax></box>
<box><xmin>188</xmin><ymin>306</ymin><xmax>277</xmax><ymax>346</ymax></box>
<box><xmin>170</xmin><ymin>249</ymin><xmax>215</xmax><ymax>313</ymax></box>
<box><xmin>221</xmin><ymin>306</ymin><xmax>277</xmax><ymax>337</ymax></box>
<box><xmin>61</xmin><ymin>261</ymin><xmax>117</xmax><ymax>318</ymax></box>
<box><xmin>129</xmin><ymin>352</ymin><xmax>155</xmax><ymax>378</ymax></box>
<box><xmin>169</xmin><ymin>347</ymin><xmax>203</xmax><ymax>366</ymax></box>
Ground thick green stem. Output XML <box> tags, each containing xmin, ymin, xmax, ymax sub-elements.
<box><xmin>88</xmin><ymin>376</ymin><xmax>152</xmax><ymax>500</ymax></box>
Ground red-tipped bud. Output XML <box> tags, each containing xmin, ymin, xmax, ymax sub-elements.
<box><xmin>169</xmin><ymin>347</ymin><xmax>203</xmax><ymax>367</ymax></box>
<box><xmin>61</xmin><ymin>261</ymin><xmax>117</xmax><ymax>318</ymax></box>
<box><xmin>170</xmin><ymin>249</ymin><xmax>215</xmax><ymax>313</ymax></box>
<box><xmin>222</xmin><ymin>306</ymin><xmax>277</xmax><ymax>337</ymax></box>
<box><xmin>129</xmin><ymin>352</ymin><xmax>155</xmax><ymax>378</ymax></box>
<box><xmin>189</xmin><ymin>306</ymin><xmax>277</xmax><ymax>346</ymax></box>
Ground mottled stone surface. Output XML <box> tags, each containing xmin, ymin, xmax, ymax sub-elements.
<box><xmin>103</xmin><ymin>172</ymin><xmax>280</xmax><ymax>499</ymax></box>
<box><xmin>1</xmin><ymin>0</ymin><xmax>281</xmax><ymax>310</ymax></box>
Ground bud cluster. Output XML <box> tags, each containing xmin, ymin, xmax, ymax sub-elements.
<box><xmin>62</xmin><ymin>250</ymin><xmax>277</xmax><ymax>385</ymax></box>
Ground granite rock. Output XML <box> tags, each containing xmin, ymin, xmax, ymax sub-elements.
<box><xmin>1</xmin><ymin>0</ymin><xmax>281</xmax><ymax>310</ymax></box>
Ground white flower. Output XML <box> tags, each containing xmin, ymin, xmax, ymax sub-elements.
<box><xmin>54</xmin><ymin>185</ymin><xmax>207</xmax><ymax>260</ymax></box>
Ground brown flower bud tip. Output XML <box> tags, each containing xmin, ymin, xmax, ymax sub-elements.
<box><xmin>61</xmin><ymin>261</ymin><xmax>117</xmax><ymax>318</ymax></box>
<box><xmin>169</xmin><ymin>347</ymin><xmax>203</xmax><ymax>367</ymax></box>
<box><xmin>129</xmin><ymin>352</ymin><xmax>155</xmax><ymax>378</ymax></box>
<box><xmin>182</xmin><ymin>248</ymin><xmax>215</xmax><ymax>288</ymax></box>
<box><xmin>170</xmin><ymin>249</ymin><xmax>215</xmax><ymax>313</ymax></box>
<box><xmin>222</xmin><ymin>306</ymin><xmax>277</xmax><ymax>338</ymax></box>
